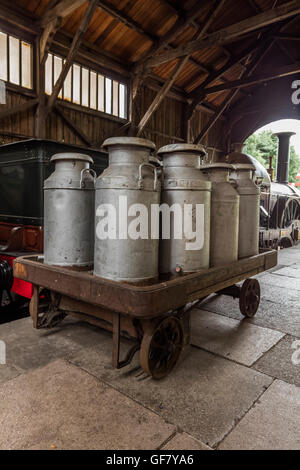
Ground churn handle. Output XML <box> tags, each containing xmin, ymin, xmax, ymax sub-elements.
<box><xmin>80</xmin><ymin>168</ymin><xmax>97</xmax><ymax>188</ymax></box>
<box><xmin>138</xmin><ymin>163</ymin><xmax>158</xmax><ymax>191</ymax></box>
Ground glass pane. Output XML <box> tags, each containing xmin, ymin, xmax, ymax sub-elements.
<box><xmin>0</xmin><ymin>80</ymin><xmax>6</xmax><ymax>104</ymax></box>
<box><xmin>45</xmin><ymin>53</ymin><xmax>53</xmax><ymax>95</ymax></box>
<box><xmin>105</xmin><ymin>77</ymin><xmax>111</xmax><ymax>114</ymax></box>
<box><xmin>21</xmin><ymin>41</ymin><xmax>32</xmax><ymax>89</ymax></box>
<box><xmin>98</xmin><ymin>74</ymin><xmax>104</xmax><ymax>112</ymax></box>
<box><xmin>82</xmin><ymin>67</ymin><xmax>89</xmax><ymax>107</ymax></box>
<box><xmin>73</xmin><ymin>64</ymin><xmax>80</xmax><ymax>104</ymax></box>
<box><xmin>90</xmin><ymin>71</ymin><xmax>96</xmax><ymax>110</ymax></box>
<box><xmin>63</xmin><ymin>64</ymin><xmax>72</xmax><ymax>102</ymax></box>
<box><xmin>54</xmin><ymin>55</ymin><xmax>62</xmax><ymax>98</ymax></box>
<box><xmin>119</xmin><ymin>84</ymin><xmax>127</xmax><ymax>119</ymax></box>
<box><xmin>0</xmin><ymin>32</ymin><xmax>7</xmax><ymax>81</ymax></box>
<box><xmin>9</xmin><ymin>36</ymin><xmax>20</xmax><ymax>85</ymax></box>
<box><xmin>112</xmin><ymin>80</ymin><xmax>118</xmax><ymax>116</ymax></box>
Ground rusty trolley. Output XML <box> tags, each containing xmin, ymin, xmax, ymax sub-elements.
<box><xmin>14</xmin><ymin>250</ymin><xmax>277</xmax><ymax>379</ymax></box>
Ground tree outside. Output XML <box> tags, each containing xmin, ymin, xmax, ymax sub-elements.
<box><xmin>243</xmin><ymin>130</ymin><xmax>300</xmax><ymax>183</ymax></box>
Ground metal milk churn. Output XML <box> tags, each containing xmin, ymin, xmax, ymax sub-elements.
<box><xmin>157</xmin><ymin>144</ymin><xmax>211</xmax><ymax>275</ymax></box>
<box><xmin>230</xmin><ymin>163</ymin><xmax>260</xmax><ymax>258</ymax></box>
<box><xmin>94</xmin><ymin>137</ymin><xmax>160</xmax><ymax>283</ymax></box>
<box><xmin>44</xmin><ymin>153</ymin><xmax>96</xmax><ymax>266</ymax></box>
<box><xmin>200</xmin><ymin>163</ymin><xmax>239</xmax><ymax>267</ymax></box>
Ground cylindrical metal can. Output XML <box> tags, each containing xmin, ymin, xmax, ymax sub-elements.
<box><xmin>94</xmin><ymin>137</ymin><xmax>160</xmax><ymax>283</ymax></box>
<box><xmin>200</xmin><ymin>163</ymin><xmax>239</xmax><ymax>267</ymax></box>
<box><xmin>157</xmin><ymin>144</ymin><xmax>211</xmax><ymax>275</ymax></box>
<box><xmin>44</xmin><ymin>153</ymin><xmax>96</xmax><ymax>267</ymax></box>
<box><xmin>230</xmin><ymin>163</ymin><xmax>260</xmax><ymax>258</ymax></box>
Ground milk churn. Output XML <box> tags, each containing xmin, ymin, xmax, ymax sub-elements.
<box><xmin>230</xmin><ymin>163</ymin><xmax>260</xmax><ymax>258</ymax></box>
<box><xmin>44</xmin><ymin>153</ymin><xmax>96</xmax><ymax>267</ymax></box>
<box><xmin>200</xmin><ymin>163</ymin><xmax>239</xmax><ymax>267</ymax></box>
<box><xmin>157</xmin><ymin>144</ymin><xmax>211</xmax><ymax>275</ymax></box>
<box><xmin>94</xmin><ymin>137</ymin><xmax>160</xmax><ymax>283</ymax></box>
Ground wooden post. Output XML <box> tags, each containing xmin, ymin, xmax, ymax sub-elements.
<box><xmin>35</xmin><ymin>37</ymin><xmax>46</xmax><ymax>139</ymax></box>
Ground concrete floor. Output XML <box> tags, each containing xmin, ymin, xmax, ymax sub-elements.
<box><xmin>0</xmin><ymin>244</ymin><xmax>299</xmax><ymax>450</ymax></box>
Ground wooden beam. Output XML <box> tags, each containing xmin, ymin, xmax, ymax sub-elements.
<box><xmin>41</xmin><ymin>0</ymin><xmax>87</xmax><ymax>26</ymax></box>
<box><xmin>274</xmin><ymin>33</ymin><xmax>300</xmax><ymax>41</ymax></box>
<box><xmin>0</xmin><ymin>99</ymin><xmax>39</xmax><ymax>121</ymax></box>
<box><xmin>135</xmin><ymin>0</ymin><xmax>209</xmax><ymax>66</ymax></box>
<box><xmin>131</xmin><ymin>0</ymin><xmax>209</xmax><ymax>97</ymax></box>
<box><xmin>188</xmin><ymin>40</ymin><xmax>263</xmax><ymax>103</ymax></box>
<box><xmin>97</xmin><ymin>1</ymin><xmax>154</xmax><ymax>42</ymax></box>
<box><xmin>136</xmin><ymin>0</ymin><xmax>227</xmax><ymax>136</ymax></box>
<box><xmin>200</xmin><ymin>61</ymin><xmax>300</xmax><ymax>95</ymax></box>
<box><xmin>40</xmin><ymin>17</ymin><xmax>62</xmax><ymax>65</ymax></box>
<box><xmin>146</xmin><ymin>0</ymin><xmax>300</xmax><ymax>68</ymax></box>
<box><xmin>46</xmin><ymin>0</ymin><xmax>98</xmax><ymax>114</ymax></box>
<box><xmin>193</xmin><ymin>40</ymin><xmax>274</xmax><ymax>144</ymax></box>
<box><xmin>0</xmin><ymin>2</ymin><xmax>41</xmax><ymax>35</ymax></box>
<box><xmin>55</xmin><ymin>106</ymin><xmax>93</xmax><ymax>147</ymax></box>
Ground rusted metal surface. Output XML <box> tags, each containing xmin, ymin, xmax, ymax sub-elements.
<box><xmin>14</xmin><ymin>250</ymin><xmax>277</xmax><ymax>319</ymax></box>
<box><xmin>0</xmin><ymin>222</ymin><xmax>43</xmax><ymax>252</ymax></box>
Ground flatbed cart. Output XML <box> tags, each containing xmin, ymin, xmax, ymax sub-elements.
<box><xmin>13</xmin><ymin>250</ymin><xmax>277</xmax><ymax>379</ymax></box>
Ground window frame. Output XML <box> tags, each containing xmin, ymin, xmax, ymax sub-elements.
<box><xmin>0</xmin><ymin>25</ymin><xmax>33</xmax><ymax>93</ymax></box>
<box><xmin>45</xmin><ymin>49</ymin><xmax>129</xmax><ymax>122</ymax></box>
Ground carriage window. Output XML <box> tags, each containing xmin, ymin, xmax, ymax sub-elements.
<box><xmin>45</xmin><ymin>53</ymin><xmax>127</xmax><ymax>119</ymax></box>
<box><xmin>0</xmin><ymin>30</ymin><xmax>33</xmax><ymax>89</ymax></box>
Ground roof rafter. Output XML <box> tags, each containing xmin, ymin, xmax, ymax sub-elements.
<box><xmin>46</xmin><ymin>0</ymin><xmax>98</xmax><ymax>114</ymax></box>
<box><xmin>146</xmin><ymin>0</ymin><xmax>300</xmax><ymax>69</ymax></box>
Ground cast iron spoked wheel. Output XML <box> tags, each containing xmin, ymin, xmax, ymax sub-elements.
<box><xmin>140</xmin><ymin>316</ymin><xmax>184</xmax><ymax>379</ymax></box>
<box><xmin>280</xmin><ymin>198</ymin><xmax>300</xmax><ymax>229</ymax></box>
<box><xmin>239</xmin><ymin>278</ymin><xmax>260</xmax><ymax>318</ymax></box>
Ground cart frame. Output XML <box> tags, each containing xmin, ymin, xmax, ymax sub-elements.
<box><xmin>14</xmin><ymin>250</ymin><xmax>277</xmax><ymax>378</ymax></box>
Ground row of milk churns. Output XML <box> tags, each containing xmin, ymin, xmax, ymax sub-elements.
<box><xmin>44</xmin><ymin>137</ymin><xmax>260</xmax><ymax>283</ymax></box>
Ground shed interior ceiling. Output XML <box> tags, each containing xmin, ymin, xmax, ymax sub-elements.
<box><xmin>7</xmin><ymin>0</ymin><xmax>300</xmax><ymax>137</ymax></box>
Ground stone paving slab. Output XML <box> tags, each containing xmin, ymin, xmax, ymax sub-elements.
<box><xmin>162</xmin><ymin>433</ymin><xmax>211</xmax><ymax>450</ymax></box>
<box><xmin>0</xmin><ymin>359</ymin><xmax>176</xmax><ymax>450</ymax></box>
<box><xmin>0</xmin><ymin>316</ymin><xmax>108</xmax><ymax>374</ymax></box>
<box><xmin>0</xmin><ymin>364</ymin><xmax>21</xmax><ymax>384</ymax></box>
<box><xmin>273</xmin><ymin>267</ymin><xmax>300</xmax><ymax>279</ymax></box>
<box><xmin>191</xmin><ymin>310</ymin><xmax>284</xmax><ymax>366</ymax></box>
<box><xmin>258</xmin><ymin>273</ymin><xmax>300</xmax><ymax>291</ymax></box>
<box><xmin>219</xmin><ymin>380</ymin><xmax>300</xmax><ymax>450</ymax></box>
<box><xmin>254</xmin><ymin>335</ymin><xmax>300</xmax><ymax>387</ymax></box>
<box><xmin>70</xmin><ymin>343</ymin><xmax>272</xmax><ymax>448</ymax></box>
<box><xmin>201</xmin><ymin>291</ymin><xmax>300</xmax><ymax>337</ymax></box>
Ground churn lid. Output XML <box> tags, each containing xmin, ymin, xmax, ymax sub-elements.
<box><xmin>51</xmin><ymin>153</ymin><xmax>94</xmax><ymax>164</ymax></box>
<box><xmin>157</xmin><ymin>143</ymin><xmax>207</xmax><ymax>156</ymax></box>
<box><xmin>102</xmin><ymin>137</ymin><xmax>156</xmax><ymax>151</ymax></box>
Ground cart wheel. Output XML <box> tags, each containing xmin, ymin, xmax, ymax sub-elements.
<box><xmin>239</xmin><ymin>279</ymin><xmax>260</xmax><ymax>318</ymax></box>
<box><xmin>140</xmin><ymin>316</ymin><xmax>184</xmax><ymax>379</ymax></box>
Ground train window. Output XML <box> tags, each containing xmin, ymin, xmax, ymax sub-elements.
<box><xmin>0</xmin><ymin>30</ymin><xmax>33</xmax><ymax>89</ymax></box>
<box><xmin>45</xmin><ymin>52</ymin><xmax>128</xmax><ymax>119</ymax></box>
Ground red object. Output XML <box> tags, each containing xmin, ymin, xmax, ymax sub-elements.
<box><xmin>0</xmin><ymin>254</ymin><xmax>33</xmax><ymax>299</ymax></box>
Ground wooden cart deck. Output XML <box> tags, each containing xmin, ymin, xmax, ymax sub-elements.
<box><xmin>14</xmin><ymin>250</ymin><xmax>277</xmax><ymax>318</ymax></box>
